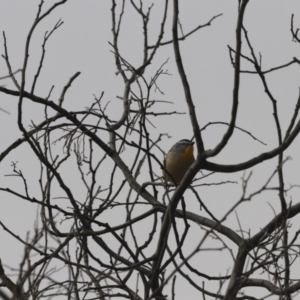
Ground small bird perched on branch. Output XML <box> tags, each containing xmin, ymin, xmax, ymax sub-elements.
<box><xmin>163</xmin><ymin>139</ymin><xmax>195</xmax><ymax>184</ymax></box>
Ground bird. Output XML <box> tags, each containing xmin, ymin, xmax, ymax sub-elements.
<box><xmin>162</xmin><ymin>139</ymin><xmax>195</xmax><ymax>184</ymax></box>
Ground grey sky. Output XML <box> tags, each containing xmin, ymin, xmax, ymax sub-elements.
<box><xmin>1</xmin><ymin>1</ymin><xmax>300</xmax><ymax>299</ymax></box>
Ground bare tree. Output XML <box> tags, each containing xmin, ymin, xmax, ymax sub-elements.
<box><xmin>1</xmin><ymin>1</ymin><xmax>300</xmax><ymax>299</ymax></box>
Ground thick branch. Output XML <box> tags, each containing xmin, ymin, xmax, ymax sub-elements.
<box><xmin>203</xmin><ymin>115</ymin><xmax>300</xmax><ymax>172</ymax></box>
<box><xmin>205</xmin><ymin>0</ymin><xmax>249</xmax><ymax>158</ymax></box>
<box><xmin>172</xmin><ymin>0</ymin><xmax>204</xmax><ymax>153</ymax></box>
<box><xmin>241</xmin><ymin>278</ymin><xmax>300</xmax><ymax>295</ymax></box>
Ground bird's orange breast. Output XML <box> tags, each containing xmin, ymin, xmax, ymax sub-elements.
<box><xmin>179</xmin><ymin>145</ymin><xmax>194</xmax><ymax>160</ymax></box>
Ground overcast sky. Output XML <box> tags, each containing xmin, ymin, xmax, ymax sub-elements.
<box><xmin>1</xmin><ymin>1</ymin><xmax>300</xmax><ymax>299</ymax></box>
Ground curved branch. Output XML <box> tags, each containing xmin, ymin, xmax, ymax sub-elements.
<box><xmin>205</xmin><ymin>0</ymin><xmax>249</xmax><ymax>159</ymax></box>
<box><xmin>203</xmin><ymin>114</ymin><xmax>300</xmax><ymax>173</ymax></box>
<box><xmin>249</xmin><ymin>201</ymin><xmax>300</xmax><ymax>247</ymax></box>
<box><xmin>172</xmin><ymin>208</ymin><xmax>243</xmax><ymax>246</ymax></box>
<box><xmin>172</xmin><ymin>0</ymin><xmax>204</xmax><ymax>153</ymax></box>
<box><xmin>241</xmin><ymin>278</ymin><xmax>300</xmax><ymax>295</ymax></box>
